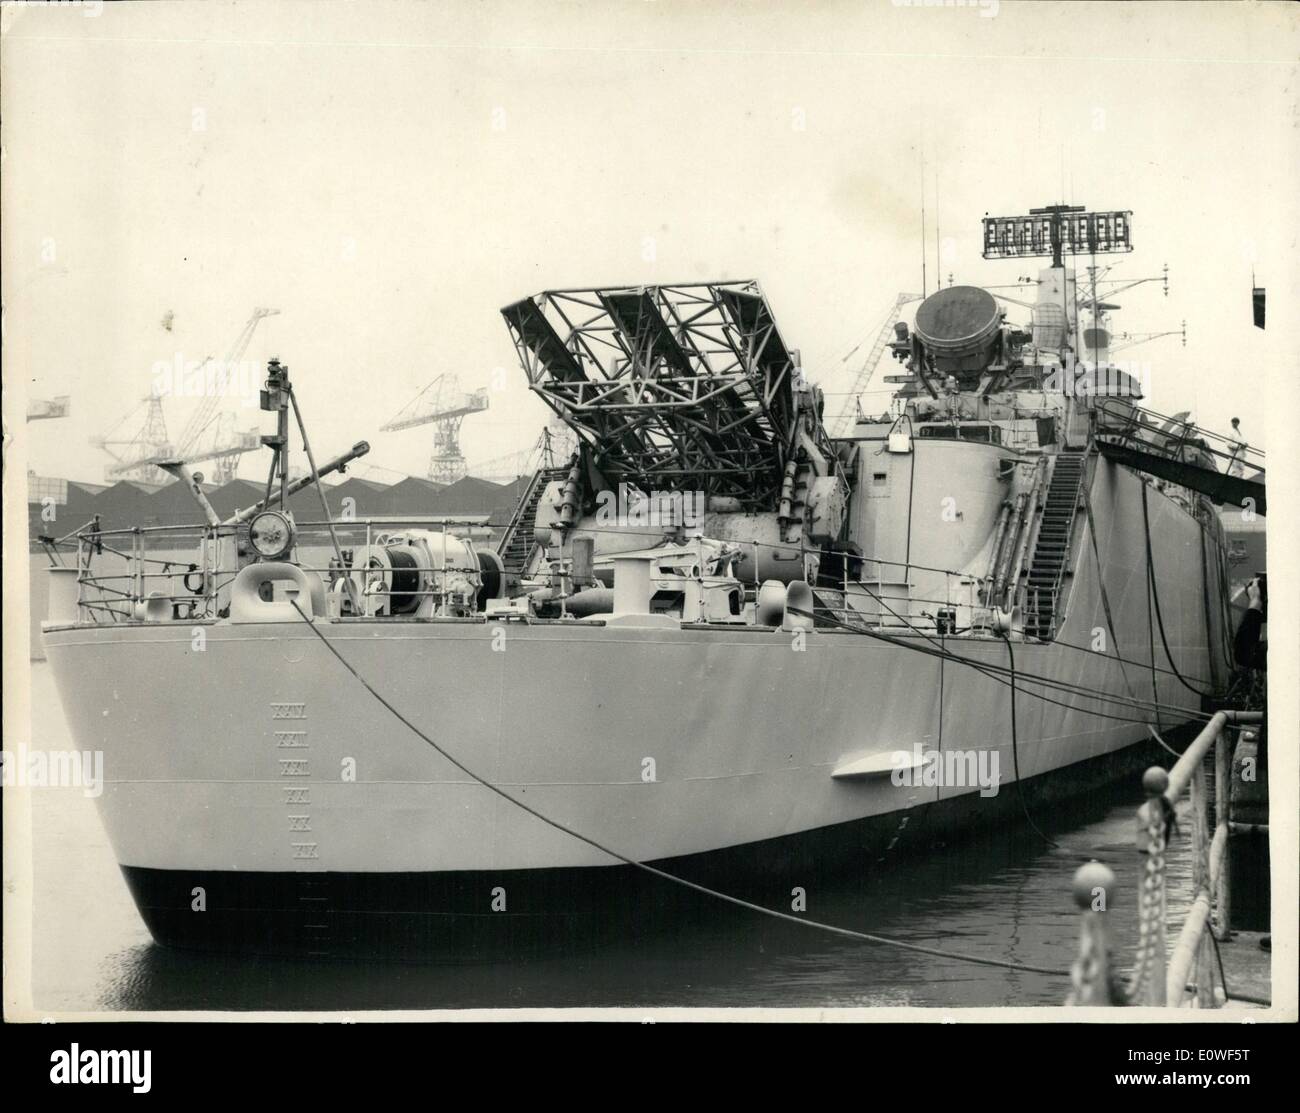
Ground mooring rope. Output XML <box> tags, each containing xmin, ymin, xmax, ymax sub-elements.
<box><xmin>1080</xmin><ymin>476</ymin><xmax>1184</xmax><ymax>759</ymax></box>
<box><xmin>788</xmin><ymin>604</ymin><xmax>1213</xmax><ymax>728</ymax></box>
<box><xmin>998</xmin><ymin>632</ymin><xmax>1064</xmax><ymax>850</ymax></box>
<box><xmin>1141</xmin><ymin>483</ymin><xmax>1219</xmax><ymax>701</ymax></box>
<box><xmin>287</xmin><ymin>599</ymin><xmax>1069</xmax><ymax>978</ymax></box>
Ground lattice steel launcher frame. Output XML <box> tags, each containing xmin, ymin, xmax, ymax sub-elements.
<box><xmin>502</xmin><ymin>281</ymin><xmax>839</xmax><ymax>511</ymax></box>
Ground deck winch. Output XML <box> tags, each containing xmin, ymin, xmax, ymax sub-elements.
<box><xmin>351</xmin><ymin>530</ymin><xmax>502</xmax><ymax>618</ymax></box>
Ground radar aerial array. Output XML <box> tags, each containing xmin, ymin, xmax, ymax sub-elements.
<box><xmin>502</xmin><ymin>281</ymin><xmax>821</xmax><ymax>509</ymax></box>
<box><xmin>380</xmin><ymin>374</ymin><xmax>490</xmax><ymax>485</ymax></box>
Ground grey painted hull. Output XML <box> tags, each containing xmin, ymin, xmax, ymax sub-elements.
<box><xmin>44</xmin><ymin>464</ymin><xmax>1224</xmax><ymax>869</ymax></box>
<box><xmin>41</xmin><ymin>461</ymin><xmax>1229</xmax><ymax>951</ymax></box>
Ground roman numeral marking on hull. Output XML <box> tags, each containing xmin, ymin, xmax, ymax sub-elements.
<box><xmin>275</xmin><ymin>731</ymin><xmax>309</xmax><ymax>748</ymax></box>
<box><xmin>271</xmin><ymin>702</ymin><xmax>307</xmax><ymax>720</ymax></box>
<box><xmin>273</xmin><ymin>702</ymin><xmax>319</xmax><ymax>870</ymax></box>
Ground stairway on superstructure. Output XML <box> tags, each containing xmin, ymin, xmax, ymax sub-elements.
<box><xmin>1025</xmin><ymin>453</ymin><xmax>1087</xmax><ymax>640</ymax></box>
<box><xmin>497</xmin><ymin>465</ymin><xmax>571</xmax><ymax>573</ymax></box>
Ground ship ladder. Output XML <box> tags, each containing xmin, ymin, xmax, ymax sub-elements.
<box><xmin>1024</xmin><ymin>453</ymin><xmax>1087</xmax><ymax>640</ymax></box>
<box><xmin>496</xmin><ymin>465</ymin><xmax>571</xmax><ymax>574</ymax></box>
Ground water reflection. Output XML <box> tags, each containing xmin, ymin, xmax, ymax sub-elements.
<box><xmin>95</xmin><ymin>783</ymin><xmax>1190</xmax><ymax>1012</ymax></box>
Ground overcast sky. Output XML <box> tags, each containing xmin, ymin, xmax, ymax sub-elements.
<box><xmin>3</xmin><ymin>0</ymin><xmax>1297</xmax><ymax>485</ymax></box>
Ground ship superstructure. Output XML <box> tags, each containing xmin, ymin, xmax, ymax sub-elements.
<box><xmin>40</xmin><ymin>204</ymin><xmax>1254</xmax><ymax>956</ymax></box>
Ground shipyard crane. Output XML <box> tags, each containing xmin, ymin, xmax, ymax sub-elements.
<box><xmin>468</xmin><ymin>421</ymin><xmax>576</xmax><ymax>483</ymax></box>
<box><xmin>92</xmin><ymin>392</ymin><xmax>173</xmax><ymax>484</ymax></box>
<box><xmin>180</xmin><ymin>413</ymin><xmax>263</xmax><ymax>484</ymax></box>
<box><xmin>381</xmin><ymin>374</ymin><xmax>490</xmax><ymax>485</ymax></box>
<box><xmin>26</xmin><ymin>396</ymin><xmax>71</xmax><ymax>422</ymax></box>
<box><xmin>93</xmin><ymin>308</ymin><xmax>278</xmax><ymax>484</ymax></box>
<box><xmin>830</xmin><ymin>292</ymin><xmax>923</xmax><ymax>436</ymax></box>
<box><xmin>167</xmin><ymin>307</ymin><xmax>279</xmax><ymax>478</ymax></box>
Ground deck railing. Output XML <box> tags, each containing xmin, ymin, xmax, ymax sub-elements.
<box><xmin>51</xmin><ymin>519</ymin><xmax>496</xmax><ymax>624</ymax></box>
<box><xmin>1093</xmin><ymin>400</ymin><xmax>1265</xmax><ymax>479</ymax></box>
<box><xmin>53</xmin><ymin>517</ymin><xmax>1053</xmax><ymax>641</ymax></box>
<box><xmin>1067</xmin><ymin>709</ymin><xmax>1265</xmax><ymax>1007</ymax></box>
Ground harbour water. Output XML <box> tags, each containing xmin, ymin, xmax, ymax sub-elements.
<box><xmin>26</xmin><ymin>660</ymin><xmax>1194</xmax><ymax>1013</ymax></box>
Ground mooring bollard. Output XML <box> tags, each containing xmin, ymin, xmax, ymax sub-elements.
<box><xmin>1067</xmin><ymin>861</ymin><xmax>1118</xmax><ymax>1005</ymax></box>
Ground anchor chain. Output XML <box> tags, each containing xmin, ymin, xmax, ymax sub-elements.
<box><xmin>1125</xmin><ymin>798</ymin><xmax>1170</xmax><ymax>1004</ymax></box>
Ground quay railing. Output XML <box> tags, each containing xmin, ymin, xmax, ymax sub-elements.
<box><xmin>1067</xmin><ymin>709</ymin><xmax>1265</xmax><ymax>1007</ymax></box>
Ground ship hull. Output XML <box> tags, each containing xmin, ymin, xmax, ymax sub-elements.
<box><xmin>42</xmin><ymin>462</ymin><xmax>1228</xmax><ymax>957</ymax></box>
<box><xmin>119</xmin><ymin>736</ymin><xmax>1162</xmax><ymax>959</ymax></box>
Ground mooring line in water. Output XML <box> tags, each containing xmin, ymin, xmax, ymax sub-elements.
<box><xmin>288</xmin><ymin>600</ymin><xmax>1070</xmax><ymax>979</ymax></box>
<box><xmin>787</xmin><ymin>606</ymin><xmax>1272</xmax><ymax>1007</ymax></box>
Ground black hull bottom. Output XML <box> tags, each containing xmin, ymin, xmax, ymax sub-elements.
<box><xmin>123</xmin><ymin>736</ymin><xmax>1175</xmax><ymax>961</ymax></box>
